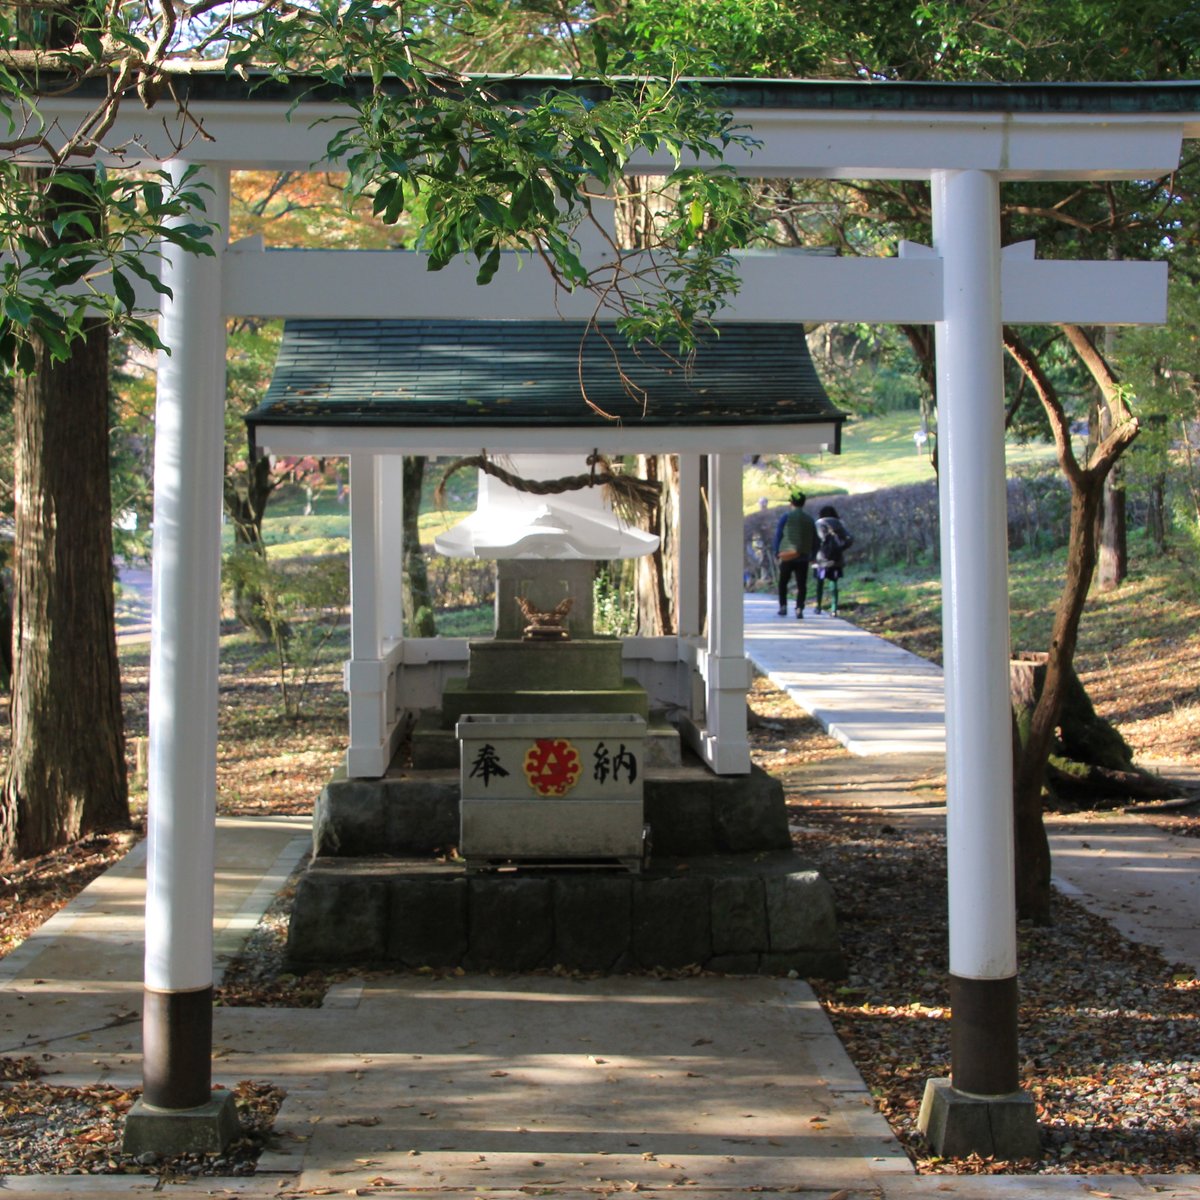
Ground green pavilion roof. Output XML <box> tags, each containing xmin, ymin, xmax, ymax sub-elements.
<box><xmin>248</xmin><ymin>319</ymin><xmax>844</xmax><ymax>441</ymax></box>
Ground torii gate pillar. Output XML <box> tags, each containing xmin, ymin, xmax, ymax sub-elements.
<box><xmin>123</xmin><ymin>163</ymin><xmax>240</xmax><ymax>1156</ymax></box>
<box><xmin>918</xmin><ymin>169</ymin><xmax>1040</xmax><ymax>1159</ymax></box>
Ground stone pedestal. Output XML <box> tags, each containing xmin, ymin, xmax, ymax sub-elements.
<box><xmin>918</xmin><ymin>1078</ymin><xmax>1040</xmax><ymax>1160</ymax></box>
<box><xmin>123</xmin><ymin>1090</ymin><xmax>240</xmax><ymax>1157</ymax></box>
<box><xmin>496</xmin><ymin>560</ymin><xmax>595</xmax><ymax>638</ymax></box>
<box><xmin>458</xmin><ymin>713</ymin><xmax>647</xmax><ymax>867</ymax></box>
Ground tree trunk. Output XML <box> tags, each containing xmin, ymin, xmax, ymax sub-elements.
<box><xmin>402</xmin><ymin>456</ymin><xmax>436</xmax><ymax>637</ymax></box>
<box><xmin>1003</xmin><ymin>324</ymin><xmax>1140</xmax><ymax>925</ymax></box>
<box><xmin>1147</xmin><ymin>472</ymin><xmax>1166</xmax><ymax>554</ymax></box>
<box><xmin>1094</xmin><ymin>406</ymin><xmax>1128</xmax><ymax>591</ymax></box>
<box><xmin>635</xmin><ymin>455</ymin><xmax>673</xmax><ymax>635</ymax></box>
<box><xmin>224</xmin><ymin>454</ymin><xmax>279</xmax><ymax>639</ymax></box>
<box><xmin>1011</xmin><ymin>485</ymin><xmax>1102</xmax><ymax>923</ymax></box>
<box><xmin>2</xmin><ymin>322</ymin><xmax>129</xmax><ymax>860</ymax></box>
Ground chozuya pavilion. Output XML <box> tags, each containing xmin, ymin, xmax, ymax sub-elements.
<box><xmin>42</xmin><ymin>73</ymin><xmax>1200</xmax><ymax>1158</ymax></box>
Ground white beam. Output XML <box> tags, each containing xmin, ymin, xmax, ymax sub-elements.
<box><xmin>254</xmin><ymin>421</ymin><xmax>842</xmax><ymax>459</ymax></box>
<box><xmin>675</xmin><ymin>454</ymin><xmax>702</xmax><ymax>640</ymax></box>
<box><xmin>700</xmin><ymin>452</ymin><xmax>752</xmax><ymax>775</ymax></box>
<box><xmin>346</xmin><ymin>454</ymin><xmax>390</xmax><ymax>777</ymax></box>
<box><xmin>378</xmin><ymin>455</ymin><xmax>407</xmax><ymax>645</ymax></box>
<box><xmin>35</xmin><ymin>93</ymin><xmax>1190</xmax><ymax>179</ymax></box>
<box><xmin>1001</xmin><ymin>258</ymin><xmax>1167</xmax><ymax>325</ymax></box>
<box><xmin>222</xmin><ymin>244</ymin><xmax>1167</xmax><ymax>326</ymax></box>
<box><xmin>699</xmin><ymin>112</ymin><xmax>1184</xmax><ymax>181</ymax></box>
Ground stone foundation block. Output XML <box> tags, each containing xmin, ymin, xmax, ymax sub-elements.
<box><xmin>631</xmin><ymin>877</ymin><xmax>713</xmax><ymax>968</ymax></box>
<box><xmin>389</xmin><ymin>876</ymin><xmax>468</xmax><ymax>967</ymax></box>
<box><xmin>765</xmin><ymin>870</ymin><xmax>839</xmax><ymax>952</ymax></box>
<box><xmin>288</xmin><ymin>868</ymin><xmax>388</xmax><ymax>963</ymax></box>
<box><xmin>759</xmin><ymin>949</ymin><xmax>846</xmax><ymax>979</ymax></box>
<box><xmin>123</xmin><ymin>1091</ymin><xmax>240</xmax><ymax>1157</ymax></box>
<box><xmin>711</xmin><ymin>876</ymin><xmax>768</xmax><ymax>955</ymax></box>
<box><xmin>707</xmin><ymin>953</ymin><xmax>762</xmax><ymax>974</ymax></box>
<box><xmin>467</xmin><ymin>876</ymin><xmax>554</xmax><ymax>970</ymax></box>
<box><xmin>918</xmin><ymin>1078</ymin><xmax>1041</xmax><ymax>1160</ymax></box>
<box><xmin>553</xmin><ymin>876</ymin><xmax>632</xmax><ymax>971</ymax></box>
<box><xmin>643</xmin><ymin>786</ymin><xmax>714</xmax><ymax>855</ymax></box>
<box><xmin>713</xmin><ymin>770</ymin><xmax>791</xmax><ymax>852</ymax></box>
<box><xmin>315</xmin><ymin>775</ymin><xmax>458</xmax><ymax>856</ymax></box>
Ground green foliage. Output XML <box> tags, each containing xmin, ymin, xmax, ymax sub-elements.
<box><xmin>1119</xmin><ymin>271</ymin><xmax>1200</xmax><ymax>547</ymax></box>
<box><xmin>0</xmin><ymin>163</ymin><xmax>214</xmax><ymax>372</ymax></box>
<box><xmin>221</xmin><ymin>549</ymin><xmax>349</xmax><ymax>719</ymax></box>
<box><xmin>432</xmin><ymin>603</ymin><xmax>492</xmax><ymax>638</ymax></box>
<box><xmin>0</xmin><ymin>3</ymin><xmax>773</xmax><ymax>371</ymax></box>
<box><xmin>593</xmin><ymin>560</ymin><xmax>636</xmax><ymax>636</ymax></box>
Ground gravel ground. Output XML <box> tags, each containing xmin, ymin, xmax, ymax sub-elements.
<box><xmin>798</xmin><ymin>807</ymin><xmax>1200</xmax><ymax>1174</ymax></box>
<box><xmin>0</xmin><ymin>1063</ymin><xmax>284</xmax><ymax>1177</ymax></box>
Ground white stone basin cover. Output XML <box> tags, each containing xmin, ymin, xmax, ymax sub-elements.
<box><xmin>434</xmin><ymin>453</ymin><xmax>660</xmax><ymax>560</ymax></box>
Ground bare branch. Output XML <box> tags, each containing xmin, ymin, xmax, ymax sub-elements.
<box><xmin>1002</xmin><ymin>326</ymin><xmax>1085</xmax><ymax>488</ymax></box>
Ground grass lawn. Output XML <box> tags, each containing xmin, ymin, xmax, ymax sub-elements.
<box><xmin>743</xmin><ymin>409</ymin><xmax>1059</xmax><ymax>511</ymax></box>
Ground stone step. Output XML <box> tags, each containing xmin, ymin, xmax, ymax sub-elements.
<box><xmin>411</xmin><ymin>709</ymin><xmax>683</xmax><ymax>771</ymax></box>
<box><xmin>313</xmin><ymin>762</ymin><xmax>791</xmax><ymax>859</ymax></box>
<box><xmin>286</xmin><ymin>852</ymin><xmax>845</xmax><ymax>978</ymax></box>
<box><xmin>465</xmin><ymin>637</ymin><xmax>625</xmax><ymax>691</ymax></box>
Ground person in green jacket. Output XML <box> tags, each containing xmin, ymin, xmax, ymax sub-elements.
<box><xmin>772</xmin><ymin>490</ymin><xmax>817</xmax><ymax>618</ymax></box>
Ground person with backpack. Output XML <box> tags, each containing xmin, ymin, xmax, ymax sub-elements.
<box><xmin>773</xmin><ymin>490</ymin><xmax>817</xmax><ymax>618</ymax></box>
<box><xmin>812</xmin><ymin>505</ymin><xmax>854</xmax><ymax>616</ymax></box>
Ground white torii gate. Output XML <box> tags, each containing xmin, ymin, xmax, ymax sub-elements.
<box><xmin>38</xmin><ymin>77</ymin><xmax>1199</xmax><ymax>1157</ymax></box>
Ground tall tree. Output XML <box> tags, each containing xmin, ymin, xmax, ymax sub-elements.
<box><xmin>3</xmin><ymin>313</ymin><xmax>127</xmax><ymax>857</ymax></box>
<box><xmin>1003</xmin><ymin>326</ymin><xmax>1140</xmax><ymax>922</ymax></box>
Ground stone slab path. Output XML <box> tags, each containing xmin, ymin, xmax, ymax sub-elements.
<box><xmin>744</xmin><ymin>593</ymin><xmax>947</xmax><ymax>756</ymax></box>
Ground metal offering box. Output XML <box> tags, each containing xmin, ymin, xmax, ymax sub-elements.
<box><xmin>457</xmin><ymin>713</ymin><xmax>647</xmax><ymax>870</ymax></box>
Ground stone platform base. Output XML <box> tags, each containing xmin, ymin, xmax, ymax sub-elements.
<box><xmin>287</xmin><ymin>852</ymin><xmax>845</xmax><ymax>977</ymax></box>
<box><xmin>313</xmin><ymin>761</ymin><xmax>791</xmax><ymax>859</ymax></box>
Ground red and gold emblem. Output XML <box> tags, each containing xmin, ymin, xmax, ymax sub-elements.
<box><xmin>523</xmin><ymin>738</ymin><xmax>582</xmax><ymax>796</ymax></box>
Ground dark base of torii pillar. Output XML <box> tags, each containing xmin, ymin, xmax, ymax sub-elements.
<box><xmin>122</xmin><ymin>987</ymin><xmax>240</xmax><ymax>1156</ymax></box>
<box><xmin>917</xmin><ymin>976</ymin><xmax>1041</xmax><ymax>1160</ymax></box>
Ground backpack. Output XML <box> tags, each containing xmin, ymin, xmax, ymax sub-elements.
<box><xmin>820</xmin><ymin>526</ymin><xmax>852</xmax><ymax>560</ymax></box>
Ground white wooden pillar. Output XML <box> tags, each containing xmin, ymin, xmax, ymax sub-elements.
<box><xmin>675</xmin><ymin>453</ymin><xmax>702</xmax><ymax>639</ymax></box>
<box><xmin>346</xmin><ymin>453</ymin><xmax>393</xmax><ymax>777</ymax></box>
<box><xmin>701</xmin><ymin>452</ymin><xmax>751</xmax><ymax>774</ymax></box>
<box><xmin>378</xmin><ymin>454</ymin><xmax>407</xmax><ymax>646</ymax></box>
<box><xmin>130</xmin><ymin>163</ymin><xmax>239</xmax><ymax>1148</ymax></box>
<box><xmin>920</xmin><ymin>168</ymin><xmax>1037</xmax><ymax>1158</ymax></box>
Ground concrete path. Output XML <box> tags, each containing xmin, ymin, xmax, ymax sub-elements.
<box><xmin>744</xmin><ymin>593</ymin><xmax>947</xmax><ymax>756</ymax></box>
<box><xmin>115</xmin><ymin>564</ymin><xmax>153</xmax><ymax>644</ymax></box>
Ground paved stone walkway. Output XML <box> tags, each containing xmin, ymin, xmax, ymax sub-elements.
<box><xmin>744</xmin><ymin>593</ymin><xmax>947</xmax><ymax>756</ymax></box>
